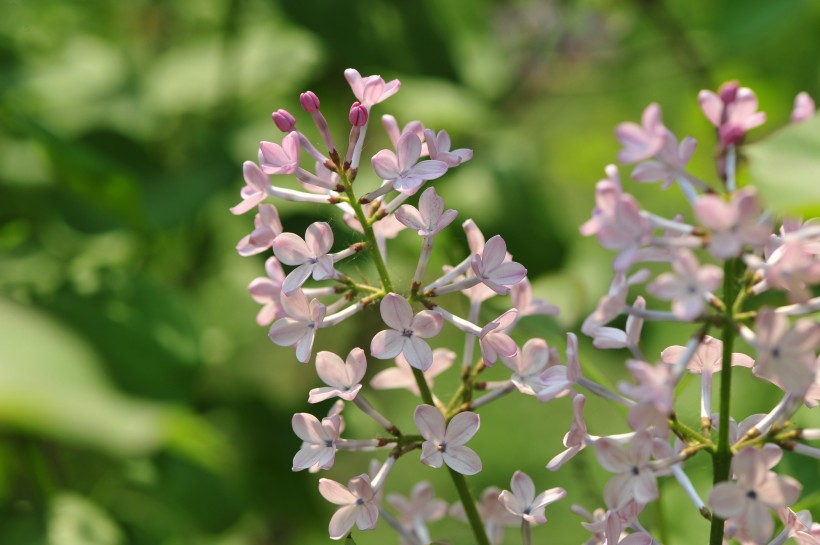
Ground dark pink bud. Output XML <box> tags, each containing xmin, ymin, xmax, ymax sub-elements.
<box><xmin>348</xmin><ymin>102</ymin><xmax>368</xmax><ymax>127</ymax></box>
<box><xmin>718</xmin><ymin>123</ymin><xmax>745</xmax><ymax>147</ymax></box>
<box><xmin>300</xmin><ymin>91</ymin><xmax>320</xmax><ymax>113</ymax></box>
<box><xmin>718</xmin><ymin>81</ymin><xmax>740</xmax><ymax>105</ymax></box>
<box><xmin>271</xmin><ymin>109</ymin><xmax>296</xmax><ymax>132</ymax></box>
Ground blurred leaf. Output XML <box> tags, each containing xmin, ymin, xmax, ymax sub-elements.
<box><xmin>48</xmin><ymin>493</ymin><xmax>123</xmax><ymax>545</ymax></box>
<box><xmin>0</xmin><ymin>298</ymin><xmax>227</xmax><ymax>466</ymax></box>
<box><xmin>747</xmin><ymin>115</ymin><xmax>820</xmax><ymax>217</ymax></box>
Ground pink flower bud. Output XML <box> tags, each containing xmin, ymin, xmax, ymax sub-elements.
<box><xmin>300</xmin><ymin>91</ymin><xmax>321</xmax><ymax>112</ymax></box>
<box><xmin>271</xmin><ymin>109</ymin><xmax>296</xmax><ymax>132</ymax></box>
<box><xmin>718</xmin><ymin>80</ymin><xmax>740</xmax><ymax>105</ymax></box>
<box><xmin>348</xmin><ymin>101</ymin><xmax>368</xmax><ymax>127</ymax></box>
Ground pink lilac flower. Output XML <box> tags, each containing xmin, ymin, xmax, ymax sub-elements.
<box><xmin>236</xmin><ymin>204</ymin><xmax>283</xmax><ymax>256</ymax></box>
<box><xmin>753</xmin><ymin>309</ymin><xmax>820</xmax><ymax>396</ymax></box>
<box><xmin>268</xmin><ymin>289</ymin><xmax>326</xmax><ymax>363</ymax></box>
<box><xmin>699</xmin><ymin>82</ymin><xmax>767</xmax><ymax>147</ymax></box>
<box><xmin>291</xmin><ymin>413</ymin><xmax>340</xmax><ymax>471</ymax></box>
<box><xmin>387</xmin><ymin>482</ymin><xmax>448</xmax><ymax>545</ymax></box>
<box><xmin>231</xmin><ymin>161</ymin><xmax>270</xmax><ymax>215</ymax></box>
<box><xmin>590</xmin><ymin>296</ymin><xmax>645</xmax><ymax>351</ymax></box>
<box><xmin>414</xmin><ymin>404</ymin><xmax>481</xmax><ymax>475</ymax></box>
<box><xmin>580</xmin><ymin>168</ymin><xmax>651</xmax><ymax>271</ymax></box>
<box><xmin>395</xmin><ymin>186</ymin><xmax>458</xmax><ymax>237</ymax></box>
<box><xmin>344</xmin><ymin>68</ymin><xmax>401</xmax><ymax>108</ymax></box>
<box><xmin>308</xmin><ymin>348</ymin><xmax>367</xmax><ymax>403</ymax></box>
<box><xmin>511</xmin><ymin>277</ymin><xmax>560</xmax><ymax>317</ymax></box>
<box><xmin>708</xmin><ymin>447</ymin><xmax>802</xmax><ymax>544</ymax></box>
<box><xmin>450</xmin><ymin>487</ymin><xmax>519</xmax><ymax>545</ymax></box>
<box><xmin>479</xmin><ymin>309</ymin><xmax>519</xmax><ymax>365</ymax></box>
<box><xmin>459</xmin><ymin>219</ymin><xmax>500</xmax><ymax>303</ymax></box>
<box><xmin>370</xmin><ymin>348</ymin><xmax>455</xmax><ymax>396</ymax></box>
<box><xmin>502</xmin><ymin>337</ymin><xmax>551</xmax><ymax>396</ymax></box>
<box><xmin>318</xmin><ymin>474</ymin><xmax>380</xmax><ymax>540</ymax></box>
<box><xmin>498</xmin><ymin>470</ymin><xmax>566</xmax><ymax>525</ymax></box>
<box><xmin>602</xmin><ymin>511</ymin><xmax>653</xmax><ymax>545</ymax></box>
<box><xmin>647</xmin><ymin>249</ymin><xmax>722</xmax><ymax>321</ymax></box>
<box><xmin>272</xmin><ymin>222</ymin><xmax>336</xmax><ymax>295</ymax></box>
<box><xmin>248</xmin><ymin>256</ymin><xmax>286</xmax><ymax>326</ymax></box>
<box><xmin>619</xmin><ymin>360</ymin><xmax>674</xmax><ymax>437</ymax></box>
<box><xmin>694</xmin><ymin>187</ymin><xmax>771</xmax><ymax>259</ymax></box>
<box><xmin>791</xmin><ymin>92</ymin><xmax>816</xmax><ymax>123</ymax></box>
<box><xmin>630</xmin><ymin>130</ymin><xmax>697</xmax><ymax>189</ymax></box>
<box><xmin>471</xmin><ymin>235</ymin><xmax>527</xmax><ymax>295</ymax></box>
<box><xmin>258</xmin><ymin>131</ymin><xmax>300</xmax><ymax>175</ymax></box>
<box><xmin>536</xmin><ymin>333</ymin><xmax>581</xmax><ymax>403</ymax></box>
<box><xmin>595</xmin><ymin>431</ymin><xmax>658</xmax><ymax>508</ymax></box>
<box><xmin>423</xmin><ymin>128</ymin><xmax>473</xmax><ymax>167</ymax></box>
<box><xmin>370</xmin><ymin>293</ymin><xmax>443</xmax><ymax>371</ymax></box>
<box><xmin>758</xmin><ymin>239</ymin><xmax>820</xmax><ymax>303</ymax></box>
<box><xmin>615</xmin><ymin>103</ymin><xmax>667</xmax><ymax>164</ymax></box>
<box><xmin>582</xmin><ymin>269</ymin><xmax>651</xmax><ymax>335</ymax></box>
<box><xmin>371</xmin><ymin>132</ymin><xmax>449</xmax><ymax>194</ymax></box>
<box><xmin>547</xmin><ymin>394</ymin><xmax>588</xmax><ymax>470</ymax></box>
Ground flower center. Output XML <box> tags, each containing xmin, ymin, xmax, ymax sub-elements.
<box><xmin>355</xmin><ymin>498</ymin><xmax>365</xmax><ymax>506</ymax></box>
<box><xmin>631</xmin><ymin>466</ymin><xmax>640</xmax><ymax>476</ymax></box>
<box><xmin>402</xmin><ymin>328</ymin><xmax>414</xmax><ymax>338</ymax></box>
<box><xmin>746</xmin><ymin>490</ymin><xmax>758</xmax><ymax>500</ymax></box>
<box><xmin>437</xmin><ymin>442</ymin><xmax>447</xmax><ymax>453</ymax></box>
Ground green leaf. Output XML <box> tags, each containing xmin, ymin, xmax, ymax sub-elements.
<box><xmin>48</xmin><ymin>493</ymin><xmax>123</xmax><ymax>545</ymax></box>
<box><xmin>746</xmin><ymin>115</ymin><xmax>820</xmax><ymax>217</ymax></box>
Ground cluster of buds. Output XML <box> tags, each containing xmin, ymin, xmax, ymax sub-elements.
<box><xmin>233</xmin><ymin>71</ymin><xmax>820</xmax><ymax>545</ymax></box>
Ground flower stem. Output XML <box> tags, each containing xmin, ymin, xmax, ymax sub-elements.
<box><xmin>449</xmin><ymin>467</ymin><xmax>492</xmax><ymax>545</ymax></box>
<box><xmin>709</xmin><ymin>257</ymin><xmax>738</xmax><ymax>545</ymax></box>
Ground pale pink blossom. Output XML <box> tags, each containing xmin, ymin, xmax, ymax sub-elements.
<box><xmin>694</xmin><ymin>188</ymin><xmax>771</xmax><ymax>259</ymax></box>
<box><xmin>631</xmin><ymin>131</ymin><xmax>697</xmax><ymax>189</ymax></box>
<box><xmin>647</xmin><ymin>249</ymin><xmax>722</xmax><ymax>321</ymax></box>
<box><xmin>370</xmin><ymin>293</ymin><xmax>443</xmax><ymax>371</ymax></box>
<box><xmin>708</xmin><ymin>447</ymin><xmax>801</xmax><ymax>544</ymax></box>
<box><xmin>370</xmin><ymin>349</ymin><xmax>455</xmax><ymax>396</ymax></box>
<box><xmin>318</xmin><ymin>474</ymin><xmax>379</xmax><ymax>540</ymax></box>
<box><xmin>615</xmin><ymin>103</ymin><xmax>667</xmax><ymax>164</ymax></box>
<box><xmin>498</xmin><ymin>470</ymin><xmax>566</xmax><ymax>525</ymax></box>
<box><xmin>547</xmin><ymin>394</ymin><xmax>588</xmax><ymax>470</ymax></box>
<box><xmin>272</xmin><ymin>222</ymin><xmax>336</xmax><ymax>295</ymax></box>
<box><xmin>291</xmin><ymin>413</ymin><xmax>340</xmax><ymax>471</ymax></box>
<box><xmin>471</xmin><ymin>235</ymin><xmax>527</xmax><ymax>295</ymax></box>
<box><xmin>582</xmin><ymin>270</ymin><xmax>651</xmax><ymax>335</ymax></box>
<box><xmin>258</xmin><ymin>131</ymin><xmax>300</xmax><ymax>175</ymax></box>
<box><xmin>450</xmin><ymin>487</ymin><xmax>519</xmax><ymax>545</ymax></box>
<box><xmin>758</xmin><ymin>239</ymin><xmax>820</xmax><ymax>303</ymax></box>
<box><xmin>502</xmin><ymin>337</ymin><xmax>552</xmax><ymax>395</ymax></box>
<box><xmin>699</xmin><ymin>82</ymin><xmax>767</xmax><ymax>147</ymax></box>
<box><xmin>479</xmin><ymin>309</ymin><xmax>519</xmax><ymax>365</ymax></box>
<box><xmin>236</xmin><ymin>204</ymin><xmax>283</xmax><ymax>256</ymax></box>
<box><xmin>791</xmin><ymin>92</ymin><xmax>816</xmax><ymax>123</ymax></box>
<box><xmin>387</xmin><ymin>482</ymin><xmax>447</xmax><ymax>545</ymax></box>
<box><xmin>511</xmin><ymin>278</ymin><xmax>560</xmax><ymax>317</ymax></box>
<box><xmin>268</xmin><ymin>289</ymin><xmax>326</xmax><ymax>363</ymax></box>
<box><xmin>395</xmin><ymin>186</ymin><xmax>457</xmax><ymax>237</ymax></box>
<box><xmin>371</xmin><ymin>132</ymin><xmax>448</xmax><ymax>194</ymax></box>
<box><xmin>460</xmin><ymin>219</ymin><xmax>500</xmax><ymax>303</ymax></box>
<box><xmin>344</xmin><ymin>68</ymin><xmax>401</xmax><ymax>107</ymax></box>
<box><xmin>308</xmin><ymin>348</ymin><xmax>367</xmax><ymax>403</ymax></box>
<box><xmin>590</xmin><ymin>296</ymin><xmax>645</xmax><ymax>350</ymax></box>
<box><xmin>536</xmin><ymin>333</ymin><xmax>581</xmax><ymax>402</ymax></box>
<box><xmin>619</xmin><ymin>360</ymin><xmax>674</xmax><ymax>436</ymax></box>
<box><xmin>602</xmin><ymin>511</ymin><xmax>654</xmax><ymax>545</ymax></box>
<box><xmin>424</xmin><ymin>128</ymin><xmax>473</xmax><ymax>167</ymax></box>
<box><xmin>595</xmin><ymin>431</ymin><xmax>658</xmax><ymax>508</ymax></box>
<box><xmin>753</xmin><ymin>309</ymin><xmax>820</xmax><ymax>396</ymax></box>
<box><xmin>248</xmin><ymin>257</ymin><xmax>286</xmax><ymax>326</ymax></box>
<box><xmin>414</xmin><ymin>404</ymin><xmax>481</xmax><ymax>475</ymax></box>
<box><xmin>231</xmin><ymin>161</ymin><xmax>269</xmax><ymax>215</ymax></box>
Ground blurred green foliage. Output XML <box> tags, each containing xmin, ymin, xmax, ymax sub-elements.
<box><xmin>1</xmin><ymin>0</ymin><xmax>819</xmax><ymax>543</ymax></box>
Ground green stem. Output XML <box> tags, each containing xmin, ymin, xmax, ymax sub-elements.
<box><xmin>709</xmin><ymin>258</ymin><xmax>738</xmax><ymax>545</ymax></box>
<box><xmin>449</xmin><ymin>467</ymin><xmax>492</xmax><ymax>545</ymax></box>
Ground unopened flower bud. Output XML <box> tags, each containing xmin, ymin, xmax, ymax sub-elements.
<box><xmin>349</xmin><ymin>102</ymin><xmax>368</xmax><ymax>127</ymax></box>
<box><xmin>300</xmin><ymin>91</ymin><xmax>321</xmax><ymax>113</ymax></box>
<box><xmin>271</xmin><ymin>109</ymin><xmax>296</xmax><ymax>132</ymax></box>
<box><xmin>718</xmin><ymin>80</ymin><xmax>739</xmax><ymax>105</ymax></box>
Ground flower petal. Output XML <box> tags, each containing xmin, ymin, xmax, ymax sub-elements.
<box><xmin>414</xmin><ymin>404</ymin><xmax>445</xmax><ymax>442</ymax></box>
<box><xmin>445</xmin><ymin>411</ymin><xmax>480</xmax><ymax>446</ymax></box>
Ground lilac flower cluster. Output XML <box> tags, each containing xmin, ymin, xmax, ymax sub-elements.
<box><xmin>233</xmin><ymin>71</ymin><xmax>820</xmax><ymax>545</ymax></box>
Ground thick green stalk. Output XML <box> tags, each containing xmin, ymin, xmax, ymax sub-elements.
<box><xmin>449</xmin><ymin>467</ymin><xmax>492</xmax><ymax>545</ymax></box>
<box><xmin>709</xmin><ymin>258</ymin><xmax>738</xmax><ymax>545</ymax></box>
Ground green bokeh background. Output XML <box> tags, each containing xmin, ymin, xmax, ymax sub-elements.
<box><xmin>1</xmin><ymin>0</ymin><xmax>819</xmax><ymax>544</ymax></box>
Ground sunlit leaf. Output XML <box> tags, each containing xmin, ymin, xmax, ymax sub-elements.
<box><xmin>48</xmin><ymin>493</ymin><xmax>123</xmax><ymax>545</ymax></box>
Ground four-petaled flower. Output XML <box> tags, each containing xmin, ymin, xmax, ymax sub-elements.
<box><xmin>647</xmin><ymin>249</ymin><xmax>722</xmax><ymax>321</ymax></box>
<box><xmin>259</xmin><ymin>131</ymin><xmax>300</xmax><ymax>175</ymax></box>
<box><xmin>291</xmin><ymin>412</ymin><xmax>340</xmax><ymax>472</ymax></box>
<box><xmin>344</xmin><ymin>68</ymin><xmax>401</xmax><ymax>108</ymax></box>
<box><xmin>371</xmin><ymin>293</ymin><xmax>444</xmax><ymax>370</ymax></box>
<box><xmin>318</xmin><ymin>474</ymin><xmax>380</xmax><ymax>540</ymax></box>
<box><xmin>387</xmin><ymin>482</ymin><xmax>448</xmax><ymax>545</ymax></box>
<box><xmin>395</xmin><ymin>186</ymin><xmax>458</xmax><ymax>237</ymax></box>
<box><xmin>372</xmin><ymin>132</ymin><xmax>449</xmax><ymax>194</ymax></box>
<box><xmin>471</xmin><ymin>235</ymin><xmax>527</xmax><ymax>295</ymax></box>
<box><xmin>694</xmin><ymin>187</ymin><xmax>771</xmax><ymax>259</ymax></box>
<box><xmin>424</xmin><ymin>128</ymin><xmax>473</xmax><ymax>167</ymax></box>
<box><xmin>272</xmin><ymin>221</ymin><xmax>336</xmax><ymax>295</ymax></box>
<box><xmin>753</xmin><ymin>309</ymin><xmax>820</xmax><ymax>396</ymax></box>
<box><xmin>308</xmin><ymin>348</ymin><xmax>367</xmax><ymax>403</ymax></box>
<box><xmin>698</xmin><ymin>82</ymin><xmax>766</xmax><ymax>147</ymax></box>
<box><xmin>615</xmin><ymin>103</ymin><xmax>666</xmax><ymax>164</ymax></box>
<box><xmin>231</xmin><ymin>161</ymin><xmax>270</xmax><ymax>215</ymax></box>
<box><xmin>268</xmin><ymin>289</ymin><xmax>326</xmax><ymax>363</ymax></box>
<box><xmin>479</xmin><ymin>309</ymin><xmax>519</xmax><ymax>365</ymax></box>
<box><xmin>236</xmin><ymin>204</ymin><xmax>283</xmax><ymax>256</ymax></box>
<box><xmin>414</xmin><ymin>404</ymin><xmax>482</xmax><ymax>475</ymax></box>
<box><xmin>498</xmin><ymin>470</ymin><xmax>566</xmax><ymax>525</ymax></box>
<box><xmin>595</xmin><ymin>431</ymin><xmax>659</xmax><ymax>509</ymax></box>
